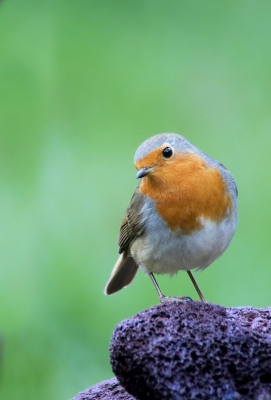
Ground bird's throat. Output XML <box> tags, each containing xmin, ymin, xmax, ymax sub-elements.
<box><xmin>140</xmin><ymin>153</ymin><xmax>233</xmax><ymax>234</ymax></box>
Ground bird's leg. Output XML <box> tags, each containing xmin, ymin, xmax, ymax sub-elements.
<box><xmin>149</xmin><ymin>273</ymin><xmax>192</xmax><ymax>304</ymax></box>
<box><xmin>187</xmin><ymin>270</ymin><xmax>206</xmax><ymax>303</ymax></box>
<box><xmin>149</xmin><ymin>272</ymin><xmax>164</xmax><ymax>298</ymax></box>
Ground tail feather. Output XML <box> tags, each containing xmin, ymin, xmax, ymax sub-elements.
<box><xmin>104</xmin><ymin>253</ymin><xmax>139</xmax><ymax>295</ymax></box>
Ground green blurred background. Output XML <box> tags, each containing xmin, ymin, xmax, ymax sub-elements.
<box><xmin>1</xmin><ymin>0</ymin><xmax>271</xmax><ymax>398</ymax></box>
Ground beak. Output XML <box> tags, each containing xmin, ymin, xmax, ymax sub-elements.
<box><xmin>136</xmin><ymin>167</ymin><xmax>153</xmax><ymax>179</ymax></box>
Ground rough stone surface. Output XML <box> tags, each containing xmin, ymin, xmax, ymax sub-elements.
<box><xmin>72</xmin><ymin>377</ymin><xmax>135</xmax><ymax>400</ymax></box>
<box><xmin>110</xmin><ymin>302</ymin><xmax>271</xmax><ymax>400</ymax></box>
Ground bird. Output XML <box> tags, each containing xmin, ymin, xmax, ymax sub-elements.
<box><xmin>104</xmin><ymin>133</ymin><xmax>238</xmax><ymax>303</ymax></box>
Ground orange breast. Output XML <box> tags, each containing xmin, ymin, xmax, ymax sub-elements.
<box><xmin>138</xmin><ymin>153</ymin><xmax>232</xmax><ymax>234</ymax></box>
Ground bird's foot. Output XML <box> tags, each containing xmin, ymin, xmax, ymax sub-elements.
<box><xmin>159</xmin><ymin>295</ymin><xmax>193</xmax><ymax>304</ymax></box>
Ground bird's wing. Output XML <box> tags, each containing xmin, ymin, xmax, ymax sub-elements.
<box><xmin>104</xmin><ymin>185</ymin><xmax>146</xmax><ymax>295</ymax></box>
<box><xmin>118</xmin><ymin>185</ymin><xmax>146</xmax><ymax>253</ymax></box>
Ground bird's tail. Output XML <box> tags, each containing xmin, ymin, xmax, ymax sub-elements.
<box><xmin>104</xmin><ymin>253</ymin><xmax>139</xmax><ymax>295</ymax></box>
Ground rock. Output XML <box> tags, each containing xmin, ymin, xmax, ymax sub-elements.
<box><xmin>72</xmin><ymin>377</ymin><xmax>135</xmax><ymax>400</ymax></box>
<box><xmin>110</xmin><ymin>302</ymin><xmax>271</xmax><ymax>400</ymax></box>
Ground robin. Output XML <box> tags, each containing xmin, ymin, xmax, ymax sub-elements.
<box><xmin>104</xmin><ymin>133</ymin><xmax>238</xmax><ymax>303</ymax></box>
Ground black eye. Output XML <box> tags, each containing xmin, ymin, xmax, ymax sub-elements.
<box><xmin>162</xmin><ymin>147</ymin><xmax>173</xmax><ymax>158</ymax></box>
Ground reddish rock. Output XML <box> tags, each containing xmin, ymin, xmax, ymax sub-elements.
<box><xmin>72</xmin><ymin>377</ymin><xmax>134</xmax><ymax>400</ymax></box>
<box><xmin>110</xmin><ymin>302</ymin><xmax>271</xmax><ymax>400</ymax></box>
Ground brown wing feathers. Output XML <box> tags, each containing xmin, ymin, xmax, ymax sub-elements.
<box><xmin>104</xmin><ymin>186</ymin><xmax>146</xmax><ymax>295</ymax></box>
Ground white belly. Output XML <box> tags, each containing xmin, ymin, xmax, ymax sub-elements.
<box><xmin>130</xmin><ymin>212</ymin><xmax>237</xmax><ymax>275</ymax></box>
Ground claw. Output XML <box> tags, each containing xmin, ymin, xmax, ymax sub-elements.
<box><xmin>159</xmin><ymin>295</ymin><xmax>193</xmax><ymax>304</ymax></box>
